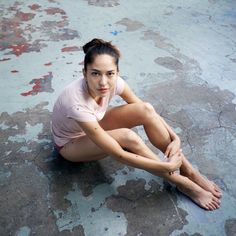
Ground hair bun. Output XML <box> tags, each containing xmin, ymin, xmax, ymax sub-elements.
<box><xmin>83</xmin><ymin>38</ymin><xmax>108</xmax><ymax>54</ymax></box>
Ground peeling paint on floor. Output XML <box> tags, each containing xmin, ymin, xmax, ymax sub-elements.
<box><xmin>1</xmin><ymin>0</ymin><xmax>236</xmax><ymax>235</ymax></box>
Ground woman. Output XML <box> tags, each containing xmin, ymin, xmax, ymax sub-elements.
<box><xmin>52</xmin><ymin>38</ymin><xmax>221</xmax><ymax>210</ymax></box>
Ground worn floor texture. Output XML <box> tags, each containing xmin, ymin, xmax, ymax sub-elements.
<box><xmin>1</xmin><ymin>0</ymin><xmax>236</xmax><ymax>235</ymax></box>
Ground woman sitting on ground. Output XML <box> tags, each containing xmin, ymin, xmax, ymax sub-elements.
<box><xmin>52</xmin><ymin>38</ymin><xmax>221</xmax><ymax>210</ymax></box>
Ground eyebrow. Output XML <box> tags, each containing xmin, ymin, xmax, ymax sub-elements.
<box><xmin>90</xmin><ymin>69</ymin><xmax>115</xmax><ymax>72</ymax></box>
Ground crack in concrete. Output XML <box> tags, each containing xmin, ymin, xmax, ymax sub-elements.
<box><xmin>167</xmin><ymin>192</ymin><xmax>185</xmax><ymax>225</ymax></box>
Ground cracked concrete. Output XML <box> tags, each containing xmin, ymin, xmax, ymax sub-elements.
<box><xmin>1</xmin><ymin>0</ymin><xmax>236</xmax><ymax>235</ymax></box>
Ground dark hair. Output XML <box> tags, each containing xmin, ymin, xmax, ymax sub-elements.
<box><xmin>82</xmin><ymin>38</ymin><xmax>121</xmax><ymax>71</ymax></box>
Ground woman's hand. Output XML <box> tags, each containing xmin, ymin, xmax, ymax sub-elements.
<box><xmin>167</xmin><ymin>151</ymin><xmax>183</xmax><ymax>174</ymax></box>
<box><xmin>164</xmin><ymin>137</ymin><xmax>181</xmax><ymax>158</ymax></box>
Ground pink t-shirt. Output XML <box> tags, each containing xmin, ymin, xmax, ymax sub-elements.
<box><xmin>52</xmin><ymin>77</ymin><xmax>125</xmax><ymax>146</ymax></box>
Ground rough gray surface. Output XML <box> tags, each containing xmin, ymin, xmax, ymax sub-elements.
<box><xmin>1</xmin><ymin>0</ymin><xmax>236</xmax><ymax>235</ymax></box>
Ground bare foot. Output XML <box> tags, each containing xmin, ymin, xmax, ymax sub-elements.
<box><xmin>178</xmin><ymin>155</ymin><xmax>222</xmax><ymax>198</ymax></box>
<box><xmin>186</xmin><ymin>169</ymin><xmax>222</xmax><ymax>198</ymax></box>
<box><xmin>177</xmin><ymin>176</ymin><xmax>221</xmax><ymax>211</ymax></box>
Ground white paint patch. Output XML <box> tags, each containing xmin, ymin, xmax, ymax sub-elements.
<box><xmin>0</xmin><ymin>170</ymin><xmax>11</xmax><ymax>180</ymax></box>
<box><xmin>19</xmin><ymin>146</ymin><xmax>31</xmax><ymax>153</ymax></box>
<box><xmin>8</xmin><ymin>122</ymin><xmax>43</xmax><ymax>143</ymax></box>
<box><xmin>0</xmin><ymin>122</ymin><xmax>10</xmax><ymax>130</ymax></box>
<box><xmin>110</xmin><ymin>166</ymin><xmax>163</xmax><ymax>191</ymax></box>
<box><xmin>170</xmin><ymin>192</ymin><xmax>236</xmax><ymax>236</ymax></box>
<box><xmin>54</xmin><ymin>183</ymin><xmax>127</xmax><ymax>235</ymax></box>
<box><xmin>15</xmin><ymin>226</ymin><xmax>31</xmax><ymax>236</ymax></box>
<box><xmin>54</xmin><ymin>166</ymin><xmax>164</xmax><ymax>234</ymax></box>
<box><xmin>4</xmin><ymin>151</ymin><xmax>12</xmax><ymax>156</ymax></box>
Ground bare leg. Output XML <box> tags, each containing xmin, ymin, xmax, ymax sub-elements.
<box><xmin>141</xmin><ymin>107</ymin><xmax>221</xmax><ymax>198</ymax></box>
<box><xmin>60</xmin><ymin>128</ymin><xmax>131</xmax><ymax>162</ymax></box>
<box><xmin>100</xmin><ymin>103</ymin><xmax>222</xmax><ymax>199</ymax></box>
<box><xmin>60</xmin><ymin>127</ymin><xmax>220</xmax><ymax>210</ymax></box>
<box><xmin>119</xmin><ymin>133</ymin><xmax>221</xmax><ymax>210</ymax></box>
<box><xmin>179</xmin><ymin>157</ymin><xmax>222</xmax><ymax>198</ymax></box>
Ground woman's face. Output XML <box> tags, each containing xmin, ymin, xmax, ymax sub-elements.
<box><xmin>83</xmin><ymin>54</ymin><xmax>118</xmax><ymax>100</ymax></box>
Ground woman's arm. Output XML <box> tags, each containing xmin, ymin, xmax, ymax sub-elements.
<box><xmin>120</xmin><ymin>82</ymin><xmax>143</xmax><ymax>104</ymax></box>
<box><xmin>79</xmin><ymin>121</ymin><xmax>181</xmax><ymax>173</ymax></box>
<box><xmin>119</xmin><ymin>80</ymin><xmax>181</xmax><ymax>157</ymax></box>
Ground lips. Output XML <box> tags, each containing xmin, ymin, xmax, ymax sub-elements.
<box><xmin>98</xmin><ymin>88</ymin><xmax>108</xmax><ymax>93</ymax></box>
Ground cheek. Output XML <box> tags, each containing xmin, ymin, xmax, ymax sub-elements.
<box><xmin>87</xmin><ymin>79</ymin><xmax>96</xmax><ymax>88</ymax></box>
<box><xmin>110</xmin><ymin>79</ymin><xmax>116</xmax><ymax>87</ymax></box>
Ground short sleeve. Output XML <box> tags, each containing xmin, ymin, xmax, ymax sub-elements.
<box><xmin>67</xmin><ymin>105</ymin><xmax>97</xmax><ymax>122</ymax></box>
<box><xmin>115</xmin><ymin>76</ymin><xmax>125</xmax><ymax>95</ymax></box>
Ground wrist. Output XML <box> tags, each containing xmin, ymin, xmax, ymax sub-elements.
<box><xmin>172</xmin><ymin>135</ymin><xmax>180</xmax><ymax>143</ymax></box>
<box><xmin>164</xmin><ymin>162</ymin><xmax>174</xmax><ymax>172</ymax></box>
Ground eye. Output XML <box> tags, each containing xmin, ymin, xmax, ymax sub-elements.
<box><xmin>107</xmin><ymin>72</ymin><xmax>115</xmax><ymax>77</ymax></box>
<box><xmin>91</xmin><ymin>71</ymin><xmax>100</xmax><ymax>77</ymax></box>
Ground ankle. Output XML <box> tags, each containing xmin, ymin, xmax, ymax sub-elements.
<box><xmin>180</xmin><ymin>167</ymin><xmax>195</xmax><ymax>178</ymax></box>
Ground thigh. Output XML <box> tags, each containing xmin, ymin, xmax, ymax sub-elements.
<box><xmin>59</xmin><ymin>128</ymin><xmax>133</xmax><ymax>162</ymax></box>
<box><xmin>59</xmin><ymin>134</ymin><xmax>106</xmax><ymax>162</ymax></box>
<box><xmin>100</xmin><ymin>103</ymin><xmax>172</xmax><ymax>153</ymax></box>
<box><xmin>99</xmin><ymin>103</ymin><xmax>147</xmax><ymax>130</ymax></box>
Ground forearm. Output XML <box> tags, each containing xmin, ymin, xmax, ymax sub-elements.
<box><xmin>79</xmin><ymin>122</ymin><xmax>176</xmax><ymax>174</ymax></box>
<box><xmin>114</xmin><ymin>149</ymin><xmax>173</xmax><ymax>173</ymax></box>
<box><xmin>90</xmin><ymin>130</ymin><xmax>171</xmax><ymax>172</ymax></box>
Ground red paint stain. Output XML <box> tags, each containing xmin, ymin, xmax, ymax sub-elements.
<box><xmin>45</xmin><ymin>7</ymin><xmax>66</xmax><ymax>15</ymax></box>
<box><xmin>28</xmin><ymin>4</ymin><xmax>41</xmax><ymax>10</ymax></box>
<box><xmin>11</xmin><ymin>70</ymin><xmax>19</xmax><ymax>73</ymax></box>
<box><xmin>61</xmin><ymin>46</ymin><xmax>80</xmax><ymax>52</ymax></box>
<box><xmin>0</xmin><ymin>58</ymin><xmax>11</xmax><ymax>62</ymax></box>
<box><xmin>16</xmin><ymin>11</ymin><xmax>35</xmax><ymax>21</ymax></box>
<box><xmin>44</xmin><ymin>62</ymin><xmax>52</xmax><ymax>66</ymax></box>
<box><xmin>21</xmin><ymin>72</ymin><xmax>54</xmax><ymax>96</ymax></box>
<box><xmin>8</xmin><ymin>44</ymin><xmax>29</xmax><ymax>56</ymax></box>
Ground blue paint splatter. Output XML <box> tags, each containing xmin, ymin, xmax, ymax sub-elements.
<box><xmin>110</xmin><ymin>30</ymin><xmax>122</xmax><ymax>36</ymax></box>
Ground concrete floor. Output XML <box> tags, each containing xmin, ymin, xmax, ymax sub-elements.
<box><xmin>1</xmin><ymin>0</ymin><xmax>236</xmax><ymax>235</ymax></box>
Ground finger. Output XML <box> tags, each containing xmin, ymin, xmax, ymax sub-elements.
<box><xmin>165</xmin><ymin>148</ymin><xmax>170</xmax><ymax>158</ymax></box>
<box><xmin>170</xmin><ymin>146</ymin><xmax>182</xmax><ymax>157</ymax></box>
<box><xmin>170</xmin><ymin>149</ymin><xmax>178</xmax><ymax>157</ymax></box>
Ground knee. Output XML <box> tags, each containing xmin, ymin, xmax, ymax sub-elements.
<box><xmin>139</xmin><ymin>102</ymin><xmax>156</xmax><ymax>121</ymax></box>
<box><xmin>120</xmin><ymin>128</ymin><xmax>142</xmax><ymax>149</ymax></box>
<box><xmin>142</xmin><ymin>102</ymin><xmax>156</xmax><ymax>118</ymax></box>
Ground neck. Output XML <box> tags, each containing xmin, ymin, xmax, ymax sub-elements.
<box><xmin>86</xmin><ymin>82</ymin><xmax>104</xmax><ymax>105</ymax></box>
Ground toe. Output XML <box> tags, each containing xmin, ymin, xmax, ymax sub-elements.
<box><xmin>213</xmin><ymin>196</ymin><xmax>221</xmax><ymax>204</ymax></box>
<box><xmin>206</xmin><ymin>203</ymin><xmax>214</xmax><ymax>211</ymax></box>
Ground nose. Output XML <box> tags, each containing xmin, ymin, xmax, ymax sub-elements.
<box><xmin>99</xmin><ymin>75</ymin><xmax>107</xmax><ymax>86</ymax></box>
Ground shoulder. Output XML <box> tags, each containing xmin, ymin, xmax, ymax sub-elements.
<box><xmin>114</xmin><ymin>76</ymin><xmax>125</xmax><ymax>95</ymax></box>
<box><xmin>63</xmin><ymin>78</ymin><xmax>84</xmax><ymax>93</ymax></box>
<box><xmin>58</xmin><ymin>78</ymin><xmax>85</xmax><ymax>99</ymax></box>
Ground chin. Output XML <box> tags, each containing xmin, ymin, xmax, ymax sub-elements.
<box><xmin>100</xmin><ymin>93</ymin><xmax>108</xmax><ymax>97</ymax></box>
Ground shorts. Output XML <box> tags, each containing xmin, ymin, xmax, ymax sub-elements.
<box><xmin>54</xmin><ymin>143</ymin><xmax>64</xmax><ymax>152</ymax></box>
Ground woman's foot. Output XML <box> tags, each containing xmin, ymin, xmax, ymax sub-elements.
<box><xmin>179</xmin><ymin>156</ymin><xmax>222</xmax><ymax>198</ymax></box>
<box><xmin>177</xmin><ymin>176</ymin><xmax>221</xmax><ymax>211</ymax></box>
<box><xmin>182</xmin><ymin>169</ymin><xmax>222</xmax><ymax>198</ymax></box>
